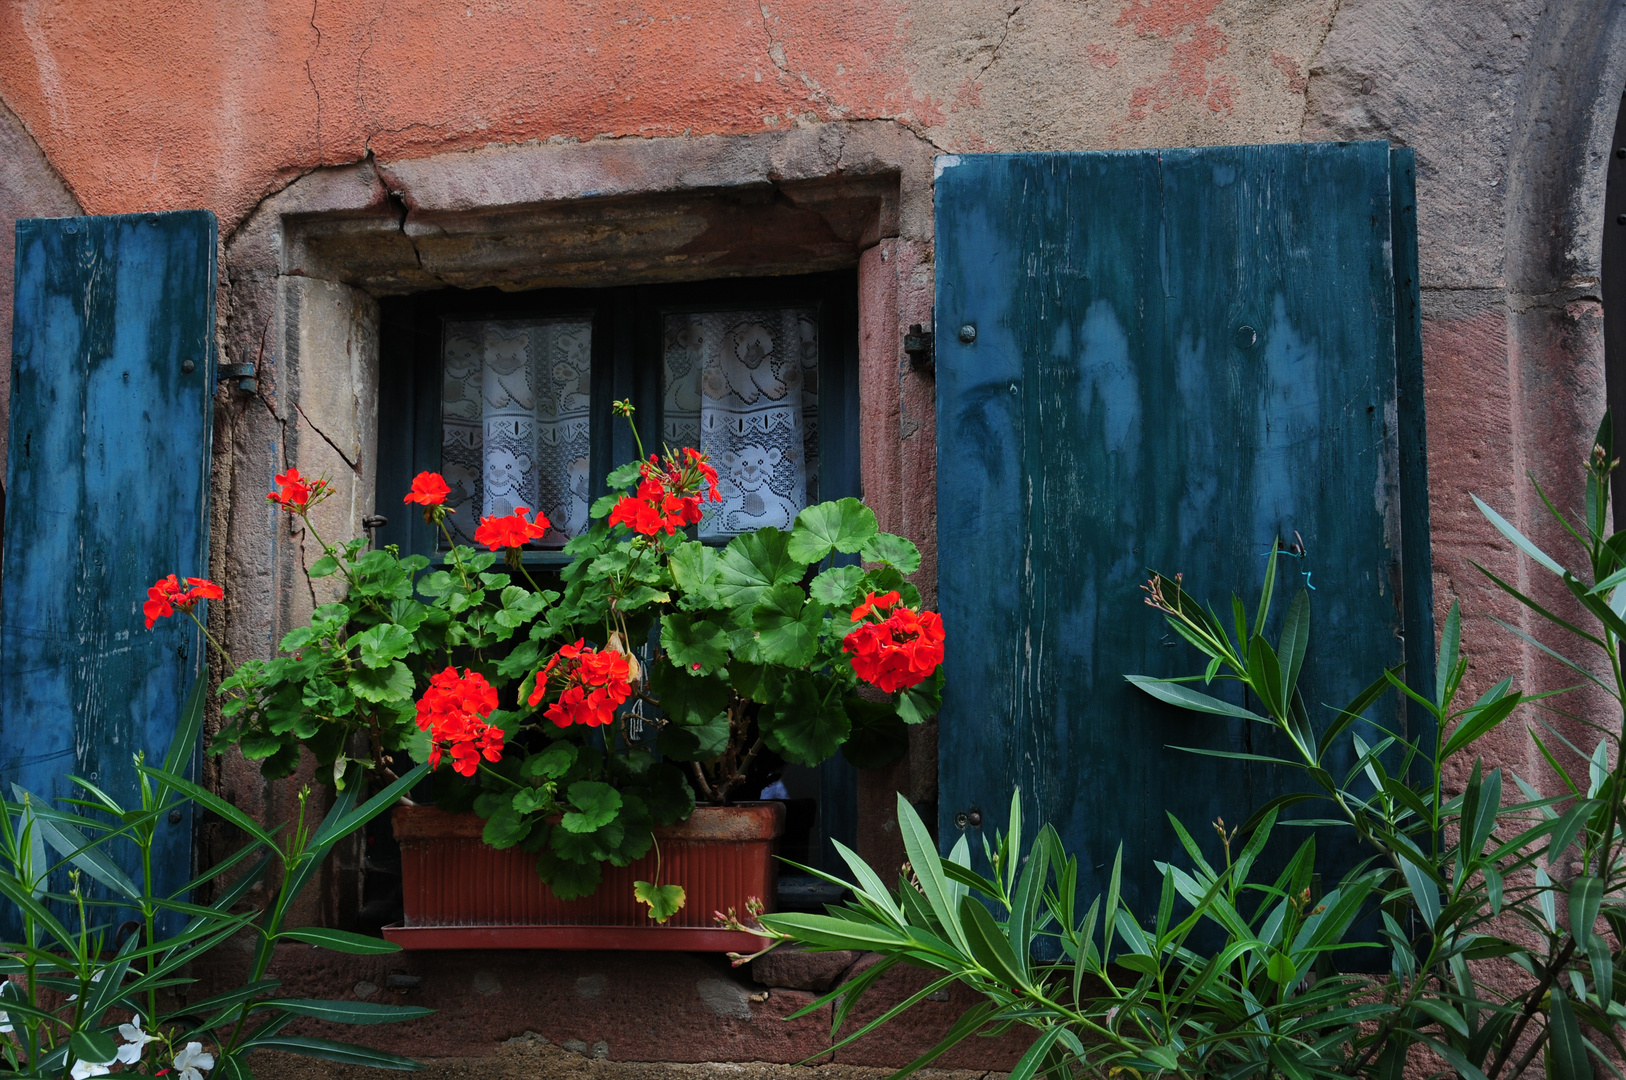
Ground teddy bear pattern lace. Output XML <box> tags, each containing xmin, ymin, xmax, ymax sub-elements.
<box><xmin>662</xmin><ymin>307</ymin><xmax>820</xmax><ymax>539</ymax></box>
<box><xmin>440</xmin><ymin>316</ymin><xmax>594</xmax><ymax>547</ymax></box>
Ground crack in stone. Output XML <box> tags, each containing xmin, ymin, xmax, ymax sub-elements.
<box><xmin>1299</xmin><ymin>0</ymin><xmax>1345</xmax><ymax>137</ymax></box>
<box><xmin>294</xmin><ymin>401</ymin><xmax>359</xmax><ymax>472</ymax></box>
<box><xmin>974</xmin><ymin>0</ymin><xmax>1023</xmax><ymax>82</ymax></box>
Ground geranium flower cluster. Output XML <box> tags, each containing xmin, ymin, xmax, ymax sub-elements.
<box><xmin>266</xmin><ymin>467</ymin><xmax>330</xmax><ymax>513</ymax></box>
<box><xmin>144</xmin><ymin>575</ymin><xmax>224</xmax><ymax>629</ymax></box>
<box><xmin>414</xmin><ymin>666</ymin><xmax>504</xmax><ymax>776</ymax></box>
<box><xmin>403</xmin><ymin>470</ymin><xmax>452</xmax><ymax>524</ymax></box>
<box><xmin>608</xmin><ymin>447</ymin><xmax>722</xmax><ymax>536</ymax></box>
<box><xmin>841</xmin><ymin>591</ymin><xmax>946</xmax><ymax>694</ymax></box>
<box><xmin>528</xmin><ymin>639</ymin><xmax>633</xmax><ymax>728</ymax></box>
<box><xmin>474</xmin><ymin>507</ymin><xmax>550</xmax><ymax>551</ymax></box>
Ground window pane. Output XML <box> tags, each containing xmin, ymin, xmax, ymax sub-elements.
<box><xmin>663</xmin><ymin>308</ymin><xmax>819</xmax><ymax>539</ymax></box>
<box><xmin>441</xmin><ymin>317</ymin><xmax>593</xmax><ymax>547</ymax></box>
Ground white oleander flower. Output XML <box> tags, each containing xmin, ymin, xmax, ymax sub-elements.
<box><xmin>116</xmin><ymin>1013</ymin><xmax>158</xmax><ymax>1065</ymax></box>
<box><xmin>69</xmin><ymin>1057</ymin><xmax>111</xmax><ymax>1079</ymax></box>
<box><xmin>174</xmin><ymin>1040</ymin><xmax>216</xmax><ymax>1080</ymax></box>
<box><xmin>0</xmin><ymin>1011</ymin><xmax>11</xmax><ymax>1034</ymax></box>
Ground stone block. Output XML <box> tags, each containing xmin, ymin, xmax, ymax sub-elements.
<box><xmin>750</xmin><ymin>945</ymin><xmax>861</xmax><ymax>992</ymax></box>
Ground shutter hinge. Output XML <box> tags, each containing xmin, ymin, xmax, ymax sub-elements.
<box><xmin>904</xmin><ymin>324</ymin><xmax>934</xmax><ymax>374</ymax></box>
<box><xmin>218</xmin><ymin>363</ymin><xmax>257</xmax><ymax>394</ymax></box>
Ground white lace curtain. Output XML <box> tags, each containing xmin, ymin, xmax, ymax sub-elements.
<box><xmin>440</xmin><ymin>317</ymin><xmax>593</xmax><ymax>547</ymax></box>
<box><xmin>437</xmin><ymin>307</ymin><xmax>821</xmax><ymax>549</ymax></box>
<box><xmin>662</xmin><ymin>307</ymin><xmax>820</xmax><ymax>539</ymax></box>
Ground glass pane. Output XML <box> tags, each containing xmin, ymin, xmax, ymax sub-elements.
<box><xmin>441</xmin><ymin>317</ymin><xmax>593</xmax><ymax>547</ymax></box>
<box><xmin>662</xmin><ymin>307</ymin><xmax>820</xmax><ymax>539</ymax></box>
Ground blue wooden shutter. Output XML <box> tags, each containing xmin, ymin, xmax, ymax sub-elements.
<box><xmin>934</xmin><ymin>142</ymin><xmax>1432</xmax><ymax>910</ymax></box>
<box><xmin>2</xmin><ymin>211</ymin><xmax>217</xmax><ymax>920</ymax></box>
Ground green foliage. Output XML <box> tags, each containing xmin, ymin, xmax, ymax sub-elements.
<box><xmin>0</xmin><ymin>723</ymin><xmax>429</xmax><ymax>1078</ymax></box>
<box><xmin>212</xmin><ymin>436</ymin><xmax>942</xmax><ymax>903</ymax></box>
<box><xmin>760</xmin><ymin>417</ymin><xmax>1626</xmax><ymax>1080</ymax></box>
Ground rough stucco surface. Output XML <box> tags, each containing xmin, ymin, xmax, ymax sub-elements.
<box><xmin>0</xmin><ymin>0</ymin><xmax>1335</xmax><ymax>232</ymax></box>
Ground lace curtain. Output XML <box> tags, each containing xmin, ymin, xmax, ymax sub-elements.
<box><xmin>440</xmin><ymin>317</ymin><xmax>593</xmax><ymax>547</ymax></box>
<box><xmin>662</xmin><ymin>308</ymin><xmax>820</xmax><ymax>539</ymax></box>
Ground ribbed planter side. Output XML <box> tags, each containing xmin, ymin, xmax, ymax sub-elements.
<box><xmin>383</xmin><ymin>802</ymin><xmax>784</xmax><ymax>951</ymax></box>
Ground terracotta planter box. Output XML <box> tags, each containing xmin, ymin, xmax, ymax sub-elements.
<box><xmin>382</xmin><ymin>802</ymin><xmax>785</xmax><ymax>952</ymax></box>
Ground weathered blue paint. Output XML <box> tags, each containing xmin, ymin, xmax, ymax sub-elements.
<box><xmin>934</xmin><ymin>143</ymin><xmax>1432</xmax><ymax>913</ymax></box>
<box><xmin>3</xmin><ymin>211</ymin><xmax>217</xmax><ymax>927</ymax></box>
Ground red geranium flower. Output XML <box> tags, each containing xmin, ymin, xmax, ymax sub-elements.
<box><xmin>267</xmin><ymin>468</ymin><xmax>328</xmax><ymax>513</ymax></box>
<box><xmin>414</xmin><ymin>666</ymin><xmax>504</xmax><ymax>776</ymax></box>
<box><xmin>404</xmin><ymin>471</ymin><xmax>451</xmax><ymax>507</ymax></box>
<box><xmin>473</xmin><ymin>507</ymin><xmax>550</xmax><ymax>551</ymax></box>
<box><xmin>144</xmin><ymin>575</ymin><xmax>224</xmax><ymax>628</ymax></box>
<box><xmin>528</xmin><ymin>639</ymin><xmax>633</xmax><ymax>729</ymax></box>
<box><xmin>607</xmin><ymin>448</ymin><xmax>722</xmax><ymax>536</ymax></box>
<box><xmin>842</xmin><ymin>592</ymin><xmax>946</xmax><ymax>694</ymax></box>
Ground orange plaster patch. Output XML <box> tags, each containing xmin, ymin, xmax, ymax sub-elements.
<box><xmin>1116</xmin><ymin>0</ymin><xmax>1234</xmax><ymax>119</ymax></box>
<box><xmin>1270</xmin><ymin>50</ymin><xmax>1309</xmax><ymax>94</ymax></box>
<box><xmin>1085</xmin><ymin>43</ymin><xmax>1120</xmax><ymax>69</ymax></box>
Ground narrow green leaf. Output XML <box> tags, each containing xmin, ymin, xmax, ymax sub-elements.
<box><xmin>279</xmin><ymin>927</ymin><xmax>403</xmax><ymax>955</ymax></box>
<box><xmin>1436</xmin><ymin>600</ymin><xmax>1461</xmax><ymax>710</ymax></box>
<box><xmin>1279</xmin><ymin>588</ymin><xmax>1311</xmax><ymax>704</ymax></box>
<box><xmin>259</xmin><ymin>999</ymin><xmax>434</xmax><ymax>1025</ymax></box>
<box><xmin>239</xmin><ymin>1036</ymin><xmax>425</xmax><ymax>1071</ymax></box>
<box><xmin>1473</xmin><ymin>494</ymin><xmax>1568</xmax><ymax>575</ymax></box>
<box><xmin>1548</xmin><ymin>985</ymin><xmax>1595</xmax><ymax>1080</ymax></box>
<box><xmin>1125</xmin><ymin>676</ymin><xmax>1267</xmax><ymax>722</ymax></box>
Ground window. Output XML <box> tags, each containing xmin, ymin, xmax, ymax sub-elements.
<box><xmin>376</xmin><ymin>272</ymin><xmax>859</xmax><ymax>564</ymax></box>
<box><xmin>375</xmin><ymin>272</ymin><xmax>859</xmax><ymax>883</ymax></box>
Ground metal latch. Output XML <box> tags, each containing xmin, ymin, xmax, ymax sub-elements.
<box><xmin>904</xmin><ymin>324</ymin><xmax>934</xmax><ymax>373</ymax></box>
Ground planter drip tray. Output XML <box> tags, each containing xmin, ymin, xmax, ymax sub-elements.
<box><xmin>384</xmin><ymin>802</ymin><xmax>784</xmax><ymax>953</ymax></box>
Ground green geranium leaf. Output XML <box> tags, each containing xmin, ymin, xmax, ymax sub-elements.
<box><xmin>607</xmin><ymin>460</ymin><xmax>644</xmax><ymax>490</ymax></box>
<box><xmin>788</xmin><ymin>498</ymin><xmax>879</xmax><ymax>564</ymax></box>
<box><xmin>669</xmin><ymin>541</ymin><xmax>721</xmax><ymax>602</ymax></box>
<box><xmin>561</xmin><ymin>780</ymin><xmax>622</xmax><ymax>833</ymax></box>
<box><xmin>239</xmin><ymin>731</ymin><xmax>285</xmax><ymax>761</ymax></box>
<box><xmin>860</xmin><ymin>532</ymin><xmax>922</xmax><ymax>574</ymax></box>
<box><xmin>348</xmin><ymin>661</ymin><xmax>413</xmax><ymax>703</ymax></box>
<box><xmin>648</xmin><ymin>663</ymin><xmax>731</xmax><ymax>726</ymax></box>
<box><xmin>356</xmin><ymin>624</ymin><xmax>415</xmax><ymax>668</ymax></box>
<box><xmin>550</xmin><ymin>819</ymin><xmax>625</xmax><ymax>862</ymax></box>
<box><xmin>590</xmin><ymin>493</ymin><xmax>619</xmax><ymax>519</ymax></box>
<box><xmin>658</xmin><ymin>709</ymin><xmax>730</xmax><ymax>762</ymax></box>
<box><xmin>762</xmin><ymin>674</ymin><xmax>851</xmax><ymax>766</ymax></box>
<box><xmin>535</xmin><ymin>848</ymin><xmax>603</xmax><ymax>900</ymax></box>
<box><xmin>717</xmin><ymin>528</ymin><xmax>804</xmax><ymax>608</ymax></box>
<box><xmin>809</xmin><ymin>564</ymin><xmax>865</xmax><ymax>608</ymax></box>
<box><xmin>280</xmin><ymin>626</ymin><xmax>315</xmax><ymax>652</ymax></box>
<box><xmin>897</xmin><ymin>669</ymin><xmax>944</xmax><ymax>724</ymax></box>
<box><xmin>842</xmin><ymin>697</ymin><xmax>908</xmax><ymax>768</ymax></box>
<box><xmin>388</xmin><ymin>598</ymin><xmax>431</xmax><ymax>632</ymax></box>
<box><xmin>662</xmin><ymin>613</ymin><xmax>730</xmax><ymax>675</ymax></box>
<box><xmin>522</xmin><ymin>741</ymin><xmax>578</xmax><ymax>780</ymax></box>
<box><xmin>634</xmin><ymin>880</ymin><xmax>688</xmax><ymax>923</ymax></box>
<box><xmin>644</xmin><ymin>763</ymin><xmax>697</xmax><ymax>825</ymax></box>
<box><xmin>308</xmin><ymin>554</ymin><xmax>340</xmax><ymax>578</ymax></box>
<box><xmin>751</xmin><ymin>584</ymin><xmax>823</xmax><ymax>667</ymax></box>
<box><xmin>482</xmin><ymin>806</ymin><xmax>532</xmax><ymax>849</ymax></box>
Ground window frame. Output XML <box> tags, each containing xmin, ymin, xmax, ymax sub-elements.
<box><xmin>376</xmin><ymin>271</ymin><xmax>860</xmax><ymax>564</ymax></box>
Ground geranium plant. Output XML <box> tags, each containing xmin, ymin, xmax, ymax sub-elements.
<box><xmin>211</xmin><ymin>404</ymin><xmax>945</xmax><ymax>915</ymax></box>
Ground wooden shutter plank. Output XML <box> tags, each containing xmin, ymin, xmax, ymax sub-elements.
<box><xmin>3</xmin><ymin>211</ymin><xmax>217</xmax><ymax>925</ymax></box>
<box><xmin>935</xmin><ymin>143</ymin><xmax>1424</xmax><ymax>910</ymax></box>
